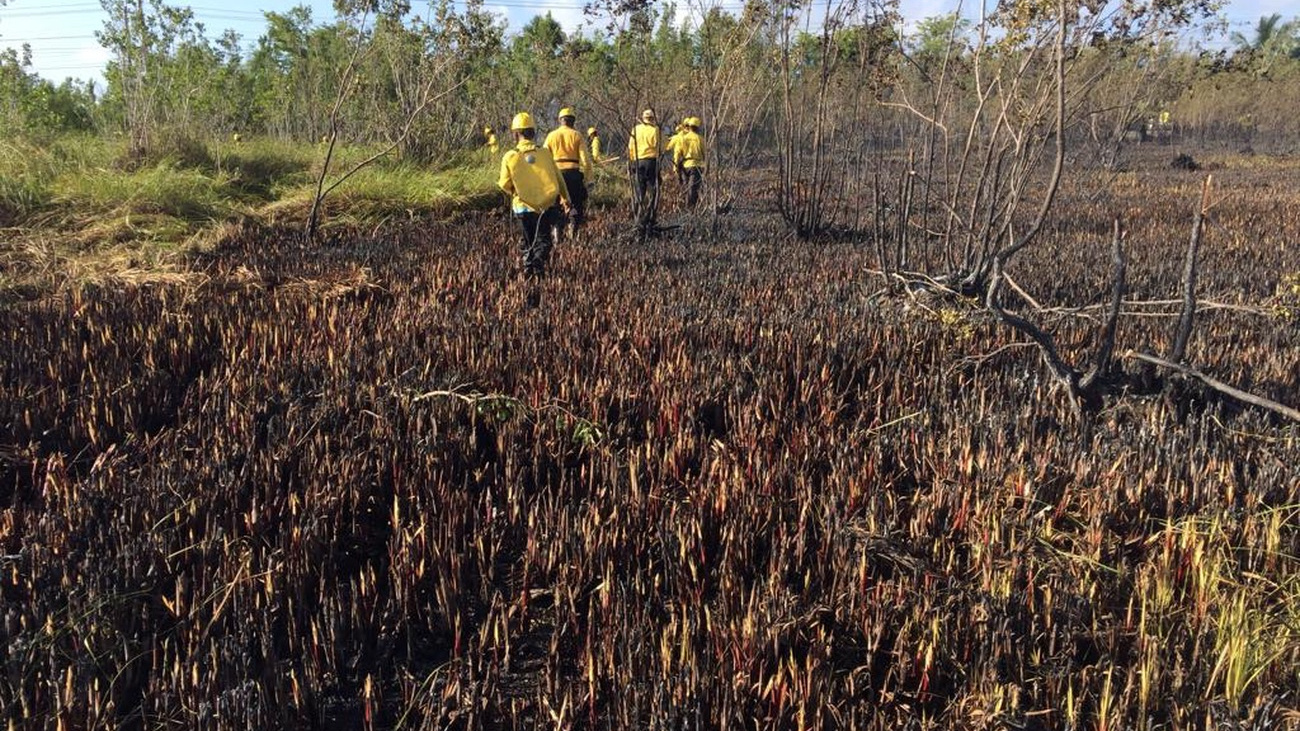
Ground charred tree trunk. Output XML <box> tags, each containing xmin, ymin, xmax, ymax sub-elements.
<box><xmin>1169</xmin><ymin>176</ymin><xmax>1212</xmax><ymax>364</ymax></box>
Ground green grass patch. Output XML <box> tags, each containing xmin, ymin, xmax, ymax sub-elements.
<box><xmin>266</xmin><ymin>159</ymin><xmax>502</xmax><ymax>226</ymax></box>
<box><xmin>211</xmin><ymin>137</ymin><xmax>316</xmax><ymax>200</ymax></box>
<box><xmin>52</xmin><ymin>163</ymin><xmax>233</xmax><ymax>223</ymax></box>
<box><xmin>0</xmin><ymin>140</ymin><xmax>59</xmax><ymax>226</ymax></box>
<box><xmin>2</xmin><ymin>134</ymin><xmax>524</xmax><ymax>299</ymax></box>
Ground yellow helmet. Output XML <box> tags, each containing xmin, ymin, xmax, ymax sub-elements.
<box><xmin>688</xmin><ymin>116</ymin><xmax>701</xmax><ymax>127</ymax></box>
<box><xmin>587</xmin><ymin>127</ymin><xmax>597</xmax><ymax>136</ymax></box>
<box><xmin>510</xmin><ymin>112</ymin><xmax>535</xmax><ymax>131</ymax></box>
<box><xmin>558</xmin><ymin>107</ymin><xmax>576</xmax><ymax>120</ymax></box>
<box><xmin>483</xmin><ymin>126</ymin><xmax>493</xmax><ymax>135</ymax></box>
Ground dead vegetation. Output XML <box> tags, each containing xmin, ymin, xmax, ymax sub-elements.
<box><xmin>1</xmin><ymin>158</ymin><xmax>1299</xmax><ymax>729</ymax></box>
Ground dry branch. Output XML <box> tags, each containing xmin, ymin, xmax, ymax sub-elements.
<box><xmin>1170</xmin><ymin>175</ymin><xmax>1212</xmax><ymax>363</ymax></box>
<box><xmin>1124</xmin><ymin>350</ymin><xmax>1300</xmax><ymax>422</ymax></box>
<box><xmin>1081</xmin><ymin>218</ymin><xmax>1126</xmax><ymax>391</ymax></box>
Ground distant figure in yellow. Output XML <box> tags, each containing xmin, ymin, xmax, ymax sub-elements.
<box><xmin>545</xmin><ymin>107</ymin><xmax>593</xmax><ymax>236</ymax></box>
<box><xmin>627</xmin><ymin>108</ymin><xmax>662</xmax><ymax>235</ymax></box>
<box><xmin>484</xmin><ymin>125</ymin><xmax>499</xmax><ymax>154</ymax></box>
<box><xmin>498</xmin><ymin>112</ymin><xmax>570</xmax><ymax>277</ymax></box>
<box><xmin>588</xmin><ymin>126</ymin><xmax>602</xmax><ymax>162</ymax></box>
<box><xmin>664</xmin><ymin>120</ymin><xmax>687</xmax><ymax>187</ymax></box>
<box><xmin>675</xmin><ymin>117</ymin><xmax>705</xmax><ymax>209</ymax></box>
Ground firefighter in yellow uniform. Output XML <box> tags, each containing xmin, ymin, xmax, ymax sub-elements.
<box><xmin>484</xmin><ymin>126</ymin><xmax>498</xmax><ymax>154</ymax></box>
<box><xmin>545</xmin><ymin>107</ymin><xmax>594</xmax><ymax>236</ymax></box>
<box><xmin>664</xmin><ymin>120</ymin><xmax>687</xmax><ymax>188</ymax></box>
<box><xmin>588</xmin><ymin>126</ymin><xmax>602</xmax><ymax>162</ymax></box>
<box><xmin>627</xmin><ymin>108</ymin><xmax>662</xmax><ymax>235</ymax></box>
<box><xmin>675</xmin><ymin>117</ymin><xmax>705</xmax><ymax>209</ymax></box>
<box><xmin>498</xmin><ymin>112</ymin><xmax>570</xmax><ymax>277</ymax></box>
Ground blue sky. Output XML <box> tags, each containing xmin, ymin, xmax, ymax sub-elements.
<box><xmin>1</xmin><ymin>0</ymin><xmax>1293</xmax><ymax>86</ymax></box>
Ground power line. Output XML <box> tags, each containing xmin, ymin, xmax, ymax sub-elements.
<box><xmin>25</xmin><ymin>64</ymin><xmax>103</xmax><ymax>71</ymax></box>
<box><xmin>2</xmin><ymin>0</ymin><xmax>100</xmax><ymax>6</ymax></box>
<box><xmin>0</xmin><ymin>34</ymin><xmax>98</xmax><ymax>41</ymax></box>
<box><xmin>18</xmin><ymin>46</ymin><xmax>103</xmax><ymax>53</ymax></box>
<box><xmin>2</xmin><ymin>7</ymin><xmax>106</xmax><ymax>17</ymax></box>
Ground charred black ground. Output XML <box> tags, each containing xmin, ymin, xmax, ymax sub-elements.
<box><xmin>2</xmin><ymin>161</ymin><xmax>1299</xmax><ymax>729</ymax></box>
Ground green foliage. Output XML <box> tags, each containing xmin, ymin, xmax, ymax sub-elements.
<box><xmin>214</xmin><ymin>138</ymin><xmax>315</xmax><ymax>199</ymax></box>
<box><xmin>129</xmin><ymin>128</ymin><xmax>216</xmax><ymax>171</ymax></box>
<box><xmin>908</xmin><ymin>12</ymin><xmax>971</xmax><ymax>73</ymax></box>
<box><xmin>1230</xmin><ymin>14</ymin><xmax>1300</xmax><ymax>77</ymax></box>
<box><xmin>0</xmin><ymin>130</ymin><xmax>508</xmax><ymax>249</ymax></box>
<box><xmin>513</xmin><ymin>12</ymin><xmax>566</xmax><ymax>57</ymax></box>
<box><xmin>296</xmin><ymin>159</ymin><xmax>499</xmax><ymax>217</ymax></box>
<box><xmin>0</xmin><ymin>47</ymin><xmax>97</xmax><ymax>138</ymax></box>
<box><xmin>0</xmin><ymin>139</ymin><xmax>91</xmax><ymax>226</ymax></box>
<box><xmin>52</xmin><ymin>163</ymin><xmax>231</xmax><ymax>221</ymax></box>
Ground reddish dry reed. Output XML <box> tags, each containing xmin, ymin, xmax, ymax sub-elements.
<box><xmin>2</xmin><ymin>159</ymin><xmax>1299</xmax><ymax>729</ymax></box>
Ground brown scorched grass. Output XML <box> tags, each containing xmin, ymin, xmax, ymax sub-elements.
<box><xmin>1</xmin><ymin>156</ymin><xmax>1299</xmax><ymax>729</ymax></box>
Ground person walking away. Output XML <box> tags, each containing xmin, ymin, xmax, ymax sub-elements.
<box><xmin>588</xmin><ymin>126</ymin><xmax>602</xmax><ymax>162</ymax></box>
<box><xmin>484</xmin><ymin>125</ymin><xmax>499</xmax><ymax>154</ymax></box>
<box><xmin>499</xmin><ymin>112</ymin><xmax>570</xmax><ymax>277</ymax></box>
<box><xmin>664</xmin><ymin>120</ymin><xmax>688</xmax><ymax>189</ymax></box>
<box><xmin>545</xmin><ymin>107</ymin><xmax>593</xmax><ymax>238</ymax></box>
<box><xmin>627</xmin><ymin>108</ymin><xmax>662</xmax><ymax>235</ymax></box>
<box><xmin>675</xmin><ymin>117</ymin><xmax>705</xmax><ymax>209</ymax></box>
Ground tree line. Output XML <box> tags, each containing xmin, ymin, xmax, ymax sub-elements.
<box><xmin>3</xmin><ymin>1</ymin><xmax>1299</xmax><ymax>159</ymax></box>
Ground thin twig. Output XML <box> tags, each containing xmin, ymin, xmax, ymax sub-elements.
<box><xmin>1002</xmin><ymin>272</ymin><xmax>1043</xmax><ymax>310</ymax></box>
<box><xmin>944</xmin><ymin>341</ymin><xmax>1038</xmax><ymax>376</ymax></box>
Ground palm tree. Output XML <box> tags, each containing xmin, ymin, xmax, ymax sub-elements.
<box><xmin>1231</xmin><ymin>13</ymin><xmax>1284</xmax><ymax>51</ymax></box>
<box><xmin>1230</xmin><ymin>14</ymin><xmax>1300</xmax><ymax>68</ymax></box>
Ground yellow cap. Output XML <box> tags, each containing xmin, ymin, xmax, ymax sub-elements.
<box><xmin>587</xmin><ymin>127</ymin><xmax>596</xmax><ymax>136</ymax></box>
<box><xmin>510</xmin><ymin>112</ymin><xmax>535</xmax><ymax>131</ymax></box>
<box><xmin>558</xmin><ymin>107</ymin><xmax>576</xmax><ymax>119</ymax></box>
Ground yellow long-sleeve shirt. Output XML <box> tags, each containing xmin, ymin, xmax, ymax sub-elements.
<box><xmin>664</xmin><ymin>129</ymin><xmax>682</xmax><ymax>158</ymax></box>
<box><xmin>627</xmin><ymin>122</ymin><xmax>661</xmax><ymax>160</ymax></box>
<box><xmin>673</xmin><ymin>131</ymin><xmax>704</xmax><ymax>169</ymax></box>
<box><xmin>544</xmin><ymin>125</ymin><xmax>593</xmax><ymax>178</ymax></box>
<box><xmin>498</xmin><ymin>140</ymin><xmax>570</xmax><ymax>213</ymax></box>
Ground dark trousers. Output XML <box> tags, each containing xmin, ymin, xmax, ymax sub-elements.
<box><xmin>633</xmin><ymin>158</ymin><xmax>659</xmax><ymax>231</ymax></box>
<box><xmin>684</xmin><ymin>167</ymin><xmax>702</xmax><ymax>208</ymax></box>
<box><xmin>560</xmin><ymin>169</ymin><xmax>587</xmax><ymax>228</ymax></box>
<box><xmin>516</xmin><ymin>205</ymin><xmax>562</xmax><ymax>275</ymax></box>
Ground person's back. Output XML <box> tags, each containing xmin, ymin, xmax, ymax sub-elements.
<box><xmin>545</xmin><ymin>109</ymin><xmax>593</xmax><ymax>236</ymax></box>
<box><xmin>628</xmin><ymin>120</ymin><xmax>660</xmax><ymax>161</ymax></box>
<box><xmin>545</xmin><ymin>125</ymin><xmax>592</xmax><ymax>177</ymax></box>
<box><xmin>499</xmin><ymin>139</ymin><xmax>563</xmax><ymax>213</ymax></box>
<box><xmin>628</xmin><ymin>109</ymin><xmax>662</xmax><ymax>234</ymax></box>
<box><xmin>498</xmin><ymin>112</ymin><xmax>571</xmax><ymax>276</ymax></box>
<box><xmin>675</xmin><ymin>118</ymin><xmax>705</xmax><ymax>208</ymax></box>
<box><xmin>675</xmin><ymin>130</ymin><xmax>704</xmax><ymax>169</ymax></box>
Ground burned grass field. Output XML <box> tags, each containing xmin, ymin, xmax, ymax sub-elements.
<box><xmin>3</xmin><ymin>158</ymin><xmax>1300</xmax><ymax>729</ymax></box>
